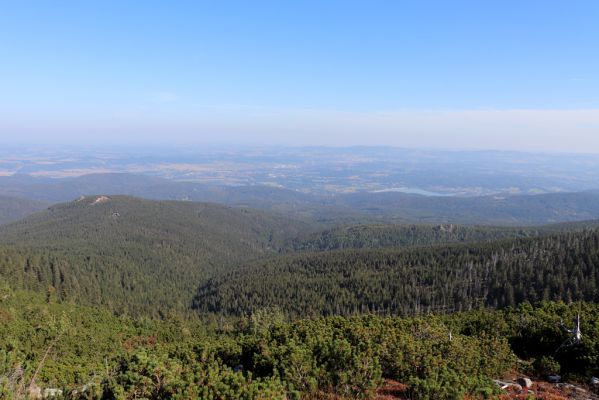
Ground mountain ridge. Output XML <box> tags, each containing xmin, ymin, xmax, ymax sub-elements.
<box><xmin>0</xmin><ymin>195</ymin><xmax>315</xmax><ymax>316</ymax></box>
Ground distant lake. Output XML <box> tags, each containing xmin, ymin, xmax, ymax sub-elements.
<box><xmin>371</xmin><ymin>187</ymin><xmax>453</xmax><ymax>196</ymax></box>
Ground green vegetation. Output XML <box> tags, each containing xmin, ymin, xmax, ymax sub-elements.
<box><xmin>196</xmin><ymin>230</ymin><xmax>599</xmax><ymax>317</ymax></box>
<box><xmin>2</xmin><ymin>288</ymin><xmax>598</xmax><ymax>399</ymax></box>
<box><xmin>2</xmin><ymin>195</ymin><xmax>599</xmax><ymax>398</ymax></box>
<box><xmin>291</xmin><ymin>223</ymin><xmax>544</xmax><ymax>251</ymax></box>
<box><xmin>4</xmin><ymin>195</ymin><xmax>575</xmax><ymax>318</ymax></box>
<box><xmin>0</xmin><ymin>196</ymin><xmax>314</xmax><ymax>316</ymax></box>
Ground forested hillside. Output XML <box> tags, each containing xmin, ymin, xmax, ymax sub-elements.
<box><xmin>291</xmin><ymin>223</ymin><xmax>544</xmax><ymax>251</ymax></box>
<box><xmin>4</xmin><ymin>194</ymin><xmax>599</xmax><ymax>318</ymax></box>
<box><xmin>0</xmin><ymin>196</ymin><xmax>314</xmax><ymax>316</ymax></box>
<box><xmin>291</xmin><ymin>220</ymin><xmax>599</xmax><ymax>251</ymax></box>
<box><xmin>0</xmin><ymin>196</ymin><xmax>48</xmax><ymax>225</ymax></box>
<box><xmin>195</xmin><ymin>230</ymin><xmax>599</xmax><ymax>317</ymax></box>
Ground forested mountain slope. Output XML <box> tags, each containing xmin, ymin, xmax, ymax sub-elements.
<box><xmin>0</xmin><ymin>196</ymin><xmax>48</xmax><ymax>225</ymax></box>
<box><xmin>0</xmin><ymin>196</ymin><xmax>314</xmax><ymax>315</ymax></box>
<box><xmin>291</xmin><ymin>220</ymin><xmax>599</xmax><ymax>251</ymax></box>
<box><xmin>194</xmin><ymin>230</ymin><xmax>599</xmax><ymax>317</ymax></box>
<box><xmin>291</xmin><ymin>224</ymin><xmax>542</xmax><ymax>251</ymax></box>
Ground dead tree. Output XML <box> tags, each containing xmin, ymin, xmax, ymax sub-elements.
<box><xmin>556</xmin><ymin>313</ymin><xmax>582</xmax><ymax>353</ymax></box>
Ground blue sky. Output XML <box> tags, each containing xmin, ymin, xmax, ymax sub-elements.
<box><xmin>1</xmin><ymin>1</ymin><xmax>598</xmax><ymax>151</ymax></box>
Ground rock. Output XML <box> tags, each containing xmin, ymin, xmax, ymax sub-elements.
<box><xmin>494</xmin><ymin>380</ymin><xmax>509</xmax><ymax>390</ymax></box>
<box><xmin>28</xmin><ymin>384</ymin><xmax>42</xmax><ymax>400</ymax></box>
<box><xmin>43</xmin><ymin>388</ymin><xmax>63</xmax><ymax>398</ymax></box>
<box><xmin>590</xmin><ymin>376</ymin><xmax>599</xmax><ymax>386</ymax></box>
<box><xmin>559</xmin><ymin>383</ymin><xmax>576</xmax><ymax>390</ymax></box>
<box><xmin>91</xmin><ymin>196</ymin><xmax>110</xmax><ymax>205</ymax></box>
<box><xmin>547</xmin><ymin>375</ymin><xmax>561</xmax><ymax>383</ymax></box>
<box><xmin>517</xmin><ymin>377</ymin><xmax>533</xmax><ymax>389</ymax></box>
<box><xmin>494</xmin><ymin>380</ymin><xmax>522</xmax><ymax>391</ymax></box>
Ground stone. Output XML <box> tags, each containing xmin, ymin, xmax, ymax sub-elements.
<box><xmin>494</xmin><ymin>380</ymin><xmax>522</xmax><ymax>392</ymax></box>
<box><xmin>43</xmin><ymin>388</ymin><xmax>63</xmax><ymax>398</ymax></box>
<box><xmin>28</xmin><ymin>384</ymin><xmax>42</xmax><ymax>400</ymax></box>
<box><xmin>511</xmin><ymin>383</ymin><xmax>523</xmax><ymax>392</ymax></box>
<box><xmin>517</xmin><ymin>377</ymin><xmax>533</xmax><ymax>389</ymax></box>
<box><xmin>547</xmin><ymin>375</ymin><xmax>561</xmax><ymax>383</ymax></box>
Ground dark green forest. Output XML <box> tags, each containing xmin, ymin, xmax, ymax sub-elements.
<box><xmin>3</xmin><ymin>196</ymin><xmax>583</xmax><ymax>317</ymax></box>
<box><xmin>291</xmin><ymin>223</ymin><xmax>544</xmax><ymax>251</ymax></box>
<box><xmin>0</xmin><ymin>196</ymin><xmax>313</xmax><ymax>316</ymax></box>
<box><xmin>195</xmin><ymin>230</ymin><xmax>599</xmax><ymax>317</ymax></box>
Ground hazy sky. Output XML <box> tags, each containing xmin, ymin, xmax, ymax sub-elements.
<box><xmin>1</xmin><ymin>1</ymin><xmax>598</xmax><ymax>152</ymax></box>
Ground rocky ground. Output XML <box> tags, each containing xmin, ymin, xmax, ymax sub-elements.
<box><xmin>374</xmin><ymin>378</ymin><xmax>599</xmax><ymax>400</ymax></box>
<box><xmin>499</xmin><ymin>380</ymin><xmax>599</xmax><ymax>400</ymax></box>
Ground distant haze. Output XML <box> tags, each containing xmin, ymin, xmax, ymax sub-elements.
<box><xmin>3</xmin><ymin>108</ymin><xmax>599</xmax><ymax>153</ymax></box>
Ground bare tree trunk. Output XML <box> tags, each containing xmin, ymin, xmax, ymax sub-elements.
<box><xmin>15</xmin><ymin>333</ymin><xmax>61</xmax><ymax>400</ymax></box>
